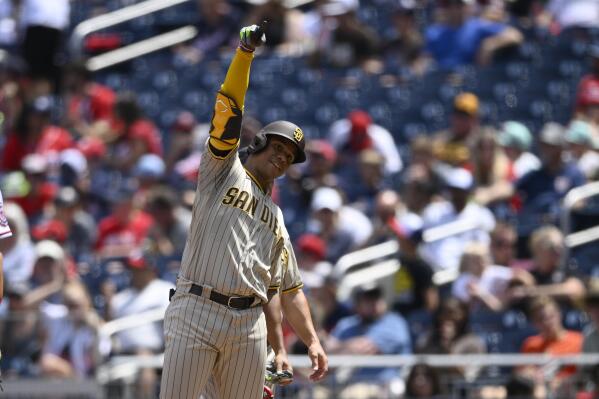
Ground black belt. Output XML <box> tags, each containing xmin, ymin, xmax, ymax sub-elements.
<box><xmin>188</xmin><ymin>284</ymin><xmax>258</xmax><ymax>310</ymax></box>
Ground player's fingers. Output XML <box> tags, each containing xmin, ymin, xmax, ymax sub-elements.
<box><xmin>309</xmin><ymin>353</ymin><xmax>328</xmax><ymax>381</ymax></box>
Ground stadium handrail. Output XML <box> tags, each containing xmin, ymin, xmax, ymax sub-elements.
<box><xmin>96</xmin><ymin>353</ymin><xmax>599</xmax><ymax>384</ymax></box>
<box><xmin>86</xmin><ymin>26</ymin><xmax>197</xmax><ymax>71</ymax></box>
<box><xmin>561</xmin><ymin>181</ymin><xmax>599</xmax><ymax>261</ymax></box>
<box><xmin>70</xmin><ymin>0</ymin><xmax>192</xmax><ymax>55</ymax></box>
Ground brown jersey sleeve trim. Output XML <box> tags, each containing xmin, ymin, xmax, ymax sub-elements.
<box><xmin>282</xmin><ymin>283</ymin><xmax>304</xmax><ymax>294</ymax></box>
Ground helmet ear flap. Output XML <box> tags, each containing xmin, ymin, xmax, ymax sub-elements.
<box><xmin>248</xmin><ymin>133</ymin><xmax>268</xmax><ymax>154</ymax></box>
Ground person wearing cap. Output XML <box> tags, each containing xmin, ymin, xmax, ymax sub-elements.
<box><xmin>498</xmin><ymin>120</ymin><xmax>541</xmax><ymax>179</ymax></box>
<box><xmin>328</xmin><ymin>110</ymin><xmax>403</xmax><ymax>177</ymax></box>
<box><xmin>420</xmin><ymin>167</ymin><xmax>496</xmax><ymax>272</ymax></box>
<box><xmin>425</xmin><ymin>0</ymin><xmax>523</xmax><ymax>69</ymax></box>
<box><xmin>565</xmin><ymin>119</ymin><xmax>599</xmax><ymax>179</ymax></box>
<box><xmin>160</xmin><ymin>24</ymin><xmax>327</xmax><ymax>399</ymax></box>
<box><xmin>575</xmin><ymin>44</ymin><xmax>599</xmax><ymax>125</ymax></box>
<box><xmin>105</xmin><ymin>251</ymin><xmax>174</xmax><ymax>397</ymax></box>
<box><xmin>94</xmin><ymin>183</ymin><xmax>154</xmax><ymax>258</ymax></box>
<box><xmin>308</xmin><ymin>186</ymin><xmax>373</xmax><ymax>263</ymax></box>
<box><xmin>325</xmin><ymin>283</ymin><xmax>411</xmax><ymax>396</ymax></box>
<box><xmin>432</xmin><ymin>92</ymin><xmax>481</xmax><ymax>167</ymax></box>
<box><xmin>512</xmin><ymin>122</ymin><xmax>586</xmax><ymax>232</ymax></box>
<box><xmin>387</xmin><ymin>212</ymin><xmax>439</xmax><ymax>315</ymax></box>
<box><xmin>0</xmin><ymin>202</ymin><xmax>35</xmax><ymax>288</ymax></box>
<box><xmin>1</xmin><ymin>96</ymin><xmax>72</xmax><ymax>171</ymax></box>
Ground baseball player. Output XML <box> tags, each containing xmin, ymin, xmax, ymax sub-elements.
<box><xmin>200</xmin><ymin>238</ymin><xmax>329</xmax><ymax>399</ymax></box>
<box><xmin>160</xmin><ymin>23</ymin><xmax>308</xmax><ymax>399</ymax></box>
<box><xmin>0</xmin><ymin>188</ymin><xmax>12</xmax><ymax>302</ymax></box>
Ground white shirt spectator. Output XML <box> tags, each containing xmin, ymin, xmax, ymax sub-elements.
<box><xmin>0</xmin><ymin>189</ymin><xmax>11</xmax><ymax>239</ymax></box>
<box><xmin>420</xmin><ymin>201</ymin><xmax>496</xmax><ymax>271</ymax></box>
<box><xmin>328</xmin><ymin>118</ymin><xmax>403</xmax><ymax>175</ymax></box>
<box><xmin>547</xmin><ymin>0</ymin><xmax>599</xmax><ymax>29</ymax></box>
<box><xmin>20</xmin><ymin>0</ymin><xmax>70</xmax><ymax>30</ymax></box>
<box><xmin>452</xmin><ymin>265</ymin><xmax>514</xmax><ymax>303</ymax></box>
<box><xmin>110</xmin><ymin>279</ymin><xmax>174</xmax><ymax>352</ymax></box>
<box><xmin>1</xmin><ymin>202</ymin><xmax>35</xmax><ymax>285</ymax></box>
<box><xmin>513</xmin><ymin>152</ymin><xmax>541</xmax><ymax>179</ymax></box>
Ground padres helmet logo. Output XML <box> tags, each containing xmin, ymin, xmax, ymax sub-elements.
<box><xmin>293</xmin><ymin>127</ymin><xmax>304</xmax><ymax>143</ymax></box>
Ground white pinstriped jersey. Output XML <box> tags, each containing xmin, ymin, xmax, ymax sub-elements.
<box><xmin>279</xmin><ymin>238</ymin><xmax>303</xmax><ymax>294</ymax></box>
<box><xmin>179</xmin><ymin>143</ymin><xmax>284</xmax><ymax>302</ymax></box>
<box><xmin>0</xmin><ymin>189</ymin><xmax>12</xmax><ymax>239</ymax></box>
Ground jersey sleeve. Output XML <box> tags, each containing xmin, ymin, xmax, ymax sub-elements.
<box><xmin>0</xmin><ymin>190</ymin><xmax>12</xmax><ymax>239</ymax></box>
<box><xmin>281</xmin><ymin>239</ymin><xmax>303</xmax><ymax>294</ymax></box>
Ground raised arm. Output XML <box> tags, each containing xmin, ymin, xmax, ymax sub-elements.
<box><xmin>207</xmin><ymin>23</ymin><xmax>266</xmax><ymax>159</ymax></box>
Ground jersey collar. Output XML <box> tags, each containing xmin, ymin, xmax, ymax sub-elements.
<box><xmin>244</xmin><ymin>168</ymin><xmax>267</xmax><ymax>194</ymax></box>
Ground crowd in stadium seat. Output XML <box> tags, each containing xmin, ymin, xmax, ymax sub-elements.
<box><xmin>1</xmin><ymin>0</ymin><xmax>599</xmax><ymax>398</ymax></box>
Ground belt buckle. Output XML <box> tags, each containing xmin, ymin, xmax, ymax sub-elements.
<box><xmin>227</xmin><ymin>296</ymin><xmax>239</xmax><ymax>309</ymax></box>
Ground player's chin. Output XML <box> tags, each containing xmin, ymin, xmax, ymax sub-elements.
<box><xmin>268</xmin><ymin>162</ymin><xmax>286</xmax><ymax>178</ymax></box>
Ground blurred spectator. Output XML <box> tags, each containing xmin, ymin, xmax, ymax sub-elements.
<box><xmin>582</xmin><ymin>278</ymin><xmax>599</xmax><ymax>353</ymax></box>
<box><xmin>175</xmin><ymin>0</ymin><xmax>241</xmax><ymax>64</ymax></box>
<box><xmin>164</xmin><ymin>111</ymin><xmax>197</xmax><ymax>174</ymax></box>
<box><xmin>20</xmin><ymin>0</ymin><xmax>70</xmax><ymax>89</ymax></box>
<box><xmin>383</xmin><ymin>1</ymin><xmax>428</xmax><ymax>75</ymax></box>
<box><xmin>30</xmin><ymin>240</ymin><xmax>70</xmax><ymax>297</ymax></box>
<box><xmin>416</xmin><ymin>297</ymin><xmax>486</xmax><ymax>355</ymax></box>
<box><xmin>326</xmin><ymin>284</ymin><xmax>411</xmax><ymax>394</ymax></box>
<box><xmin>1</xmin><ymin>96</ymin><xmax>72</xmax><ymax>171</ymax></box>
<box><xmin>310</xmin><ymin>275</ymin><xmax>352</xmax><ymax>333</ymax></box>
<box><xmin>565</xmin><ymin>119</ymin><xmax>599</xmax><ymax>179</ymax></box>
<box><xmin>33</xmin><ymin>187</ymin><xmax>96</xmax><ymax>261</ymax></box>
<box><xmin>425</xmin><ymin>0</ymin><xmax>523</xmax><ymax>69</ymax></box>
<box><xmin>0</xmin><ymin>280</ymin><xmax>44</xmax><ymax>377</ymax></box>
<box><xmin>143</xmin><ymin>186</ymin><xmax>191</xmax><ymax>257</ymax></box>
<box><xmin>520</xmin><ymin>296</ymin><xmax>583</xmax><ymax>381</ymax></box>
<box><xmin>342</xmin><ymin>148</ymin><xmax>390</xmax><ymax>214</ymax></box>
<box><xmin>106</xmin><ymin>92</ymin><xmax>162</xmax><ymax>172</ymax></box>
<box><xmin>471</xmin><ymin>127</ymin><xmax>514</xmax><ymax>207</ymax></box>
<box><xmin>420</xmin><ymin>167</ymin><xmax>496</xmax><ymax>271</ymax></box>
<box><xmin>543</xmin><ymin>0</ymin><xmax>599</xmax><ymax>32</ymax></box>
<box><xmin>0</xmin><ymin>202</ymin><xmax>35</xmax><ymax>285</ymax></box>
<box><xmin>451</xmin><ymin>242</ymin><xmax>514</xmax><ymax>312</ymax></box>
<box><xmin>489</xmin><ymin>221</ymin><xmax>518</xmax><ymax>267</ymax></box>
<box><xmin>401</xmin><ymin>165</ymin><xmax>439</xmax><ymax>216</ymax></box>
<box><xmin>95</xmin><ymin>185</ymin><xmax>154</xmax><ymax>258</ymax></box>
<box><xmin>133</xmin><ymin>154</ymin><xmax>167</xmax><ymax>204</ymax></box>
<box><xmin>61</xmin><ymin>61</ymin><xmax>116</xmax><ymax>137</ymax></box>
<box><xmin>294</xmin><ymin>233</ymin><xmax>333</xmax><ymax>292</ymax></box>
<box><xmin>307</xmin><ymin>186</ymin><xmax>372</xmax><ymax>263</ymax></box>
<box><xmin>432</xmin><ymin>92</ymin><xmax>480</xmax><ymax>168</ymax></box>
<box><xmin>408</xmin><ymin>135</ymin><xmax>442</xmax><ymax>189</ymax></box>
<box><xmin>403</xmin><ymin>363</ymin><xmax>443</xmax><ymax>399</ymax></box>
<box><xmin>498</xmin><ymin>120</ymin><xmax>541</xmax><ymax>179</ymax></box>
<box><xmin>508</xmin><ymin>226</ymin><xmax>585</xmax><ymax>305</ymax></box>
<box><xmin>310</xmin><ymin>0</ymin><xmax>381</xmax><ymax>70</ymax></box>
<box><xmin>9</xmin><ymin>153</ymin><xmax>57</xmax><ymax>220</ymax></box>
<box><xmin>575</xmin><ymin>45</ymin><xmax>599</xmax><ymax>126</ymax></box>
<box><xmin>328</xmin><ymin>110</ymin><xmax>402</xmax><ymax>177</ymax></box>
<box><xmin>513</xmin><ymin>122</ymin><xmax>586</xmax><ymax>234</ymax></box>
<box><xmin>388</xmin><ymin>212</ymin><xmax>438</xmax><ymax>315</ymax></box>
<box><xmin>40</xmin><ymin>281</ymin><xmax>102</xmax><ymax>378</ymax></box>
<box><xmin>105</xmin><ymin>252</ymin><xmax>174</xmax><ymax>398</ymax></box>
<box><xmin>366</xmin><ymin>189</ymin><xmax>405</xmax><ymax>245</ymax></box>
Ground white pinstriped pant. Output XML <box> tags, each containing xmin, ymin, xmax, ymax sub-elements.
<box><xmin>159</xmin><ymin>279</ymin><xmax>267</xmax><ymax>399</ymax></box>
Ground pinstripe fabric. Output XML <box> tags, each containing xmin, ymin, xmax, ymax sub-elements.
<box><xmin>160</xmin><ymin>136</ymin><xmax>286</xmax><ymax>398</ymax></box>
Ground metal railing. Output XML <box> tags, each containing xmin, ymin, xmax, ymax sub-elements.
<box><xmin>561</xmin><ymin>181</ymin><xmax>599</xmax><ymax>262</ymax></box>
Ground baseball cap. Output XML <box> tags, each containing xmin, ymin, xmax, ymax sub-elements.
<box><xmin>297</xmin><ymin>234</ymin><xmax>326</xmax><ymax>261</ymax></box>
<box><xmin>349</xmin><ymin>110</ymin><xmax>372</xmax><ymax>133</ymax></box>
<box><xmin>391</xmin><ymin>212</ymin><xmax>423</xmax><ymax>241</ymax></box>
<box><xmin>498</xmin><ymin>121</ymin><xmax>532</xmax><ymax>151</ymax></box>
<box><xmin>31</xmin><ymin>96</ymin><xmax>53</xmax><ymax>115</ymax></box>
<box><xmin>32</xmin><ymin>219</ymin><xmax>68</xmax><ymax>242</ymax></box>
<box><xmin>126</xmin><ymin>249</ymin><xmax>157</xmax><ymax>271</ymax></box>
<box><xmin>565</xmin><ymin>120</ymin><xmax>594</xmax><ymax>146</ymax></box>
<box><xmin>453</xmin><ymin>92</ymin><xmax>479</xmax><ymax>116</ymax></box>
<box><xmin>172</xmin><ymin>111</ymin><xmax>196</xmax><ymax>134</ymax></box>
<box><xmin>320</xmin><ymin>0</ymin><xmax>359</xmax><ymax>16</ymax></box>
<box><xmin>21</xmin><ymin>153</ymin><xmax>48</xmax><ymax>174</ymax></box>
<box><xmin>55</xmin><ymin>186</ymin><xmax>80</xmax><ymax>208</ymax></box>
<box><xmin>77</xmin><ymin>136</ymin><xmax>107</xmax><ymax>159</ymax></box>
<box><xmin>35</xmin><ymin>240</ymin><xmax>65</xmax><ymax>262</ymax></box>
<box><xmin>311</xmin><ymin>187</ymin><xmax>343</xmax><ymax>212</ymax></box>
<box><xmin>134</xmin><ymin>154</ymin><xmax>166</xmax><ymax>179</ymax></box>
<box><xmin>577</xmin><ymin>78</ymin><xmax>599</xmax><ymax>107</ymax></box>
<box><xmin>393</xmin><ymin>0</ymin><xmax>416</xmax><ymax>14</ymax></box>
<box><xmin>444</xmin><ymin>167</ymin><xmax>474</xmax><ymax>191</ymax></box>
<box><xmin>306</xmin><ymin>140</ymin><xmax>337</xmax><ymax>163</ymax></box>
<box><xmin>60</xmin><ymin>149</ymin><xmax>88</xmax><ymax>179</ymax></box>
<box><xmin>539</xmin><ymin>122</ymin><xmax>565</xmax><ymax>146</ymax></box>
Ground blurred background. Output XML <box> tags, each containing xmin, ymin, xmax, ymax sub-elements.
<box><xmin>1</xmin><ymin>0</ymin><xmax>599</xmax><ymax>398</ymax></box>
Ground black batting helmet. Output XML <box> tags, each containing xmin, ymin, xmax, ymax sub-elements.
<box><xmin>246</xmin><ymin>120</ymin><xmax>307</xmax><ymax>164</ymax></box>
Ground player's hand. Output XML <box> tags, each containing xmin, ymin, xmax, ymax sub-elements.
<box><xmin>273</xmin><ymin>351</ymin><xmax>293</xmax><ymax>386</ymax></box>
<box><xmin>239</xmin><ymin>21</ymin><xmax>267</xmax><ymax>52</ymax></box>
<box><xmin>307</xmin><ymin>342</ymin><xmax>328</xmax><ymax>381</ymax></box>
